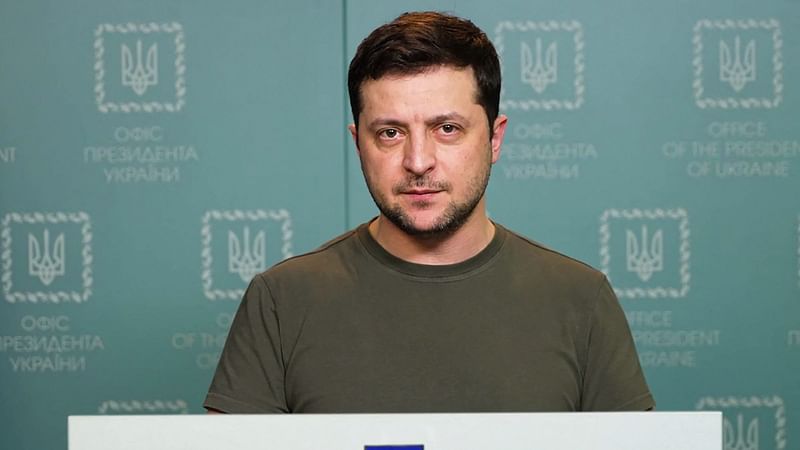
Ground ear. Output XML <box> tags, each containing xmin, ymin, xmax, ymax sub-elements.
<box><xmin>348</xmin><ymin>123</ymin><xmax>360</xmax><ymax>154</ymax></box>
<box><xmin>490</xmin><ymin>114</ymin><xmax>508</xmax><ymax>164</ymax></box>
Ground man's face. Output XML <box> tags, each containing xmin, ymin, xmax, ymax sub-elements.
<box><xmin>350</xmin><ymin>66</ymin><xmax>507</xmax><ymax>237</ymax></box>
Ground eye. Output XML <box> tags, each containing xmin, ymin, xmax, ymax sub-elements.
<box><xmin>441</xmin><ymin>124</ymin><xmax>457</xmax><ymax>134</ymax></box>
<box><xmin>437</xmin><ymin>123</ymin><xmax>462</xmax><ymax>138</ymax></box>
<box><xmin>378</xmin><ymin>128</ymin><xmax>400</xmax><ymax>139</ymax></box>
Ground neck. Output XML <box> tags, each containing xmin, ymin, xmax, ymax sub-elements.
<box><xmin>368</xmin><ymin>204</ymin><xmax>496</xmax><ymax>265</ymax></box>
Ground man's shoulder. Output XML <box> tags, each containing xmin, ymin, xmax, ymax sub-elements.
<box><xmin>255</xmin><ymin>226</ymin><xmax>362</xmax><ymax>282</ymax></box>
<box><xmin>499</xmin><ymin>224</ymin><xmax>605</xmax><ymax>284</ymax></box>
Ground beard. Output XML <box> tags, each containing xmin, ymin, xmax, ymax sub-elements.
<box><xmin>362</xmin><ymin>152</ymin><xmax>492</xmax><ymax>239</ymax></box>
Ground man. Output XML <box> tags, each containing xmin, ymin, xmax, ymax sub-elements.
<box><xmin>205</xmin><ymin>11</ymin><xmax>654</xmax><ymax>413</ymax></box>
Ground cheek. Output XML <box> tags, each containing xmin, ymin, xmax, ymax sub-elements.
<box><xmin>363</xmin><ymin>151</ymin><xmax>400</xmax><ymax>173</ymax></box>
<box><xmin>361</xmin><ymin>155</ymin><xmax>395</xmax><ymax>187</ymax></box>
<box><xmin>446</xmin><ymin>153</ymin><xmax>474</xmax><ymax>175</ymax></box>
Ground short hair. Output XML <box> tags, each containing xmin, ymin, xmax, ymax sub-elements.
<box><xmin>347</xmin><ymin>11</ymin><xmax>501</xmax><ymax>131</ymax></box>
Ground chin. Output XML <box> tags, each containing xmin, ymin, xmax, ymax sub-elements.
<box><xmin>407</xmin><ymin>221</ymin><xmax>443</xmax><ymax>234</ymax></box>
<box><xmin>406</xmin><ymin>212</ymin><xmax>446</xmax><ymax>228</ymax></box>
<box><xmin>401</xmin><ymin>214</ymin><xmax>463</xmax><ymax>238</ymax></box>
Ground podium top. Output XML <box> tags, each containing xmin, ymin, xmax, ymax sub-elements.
<box><xmin>69</xmin><ymin>412</ymin><xmax>721</xmax><ymax>450</ymax></box>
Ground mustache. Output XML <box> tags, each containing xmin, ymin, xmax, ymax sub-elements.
<box><xmin>392</xmin><ymin>176</ymin><xmax>451</xmax><ymax>194</ymax></box>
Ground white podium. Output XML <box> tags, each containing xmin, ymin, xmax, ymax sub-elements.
<box><xmin>69</xmin><ymin>412</ymin><xmax>721</xmax><ymax>450</ymax></box>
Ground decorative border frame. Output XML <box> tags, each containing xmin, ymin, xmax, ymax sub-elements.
<box><xmin>0</xmin><ymin>146</ymin><xmax>15</xmax><ymax>162</ymax></box>
<box><xmin>94</xmin><ymin>22</ymin><xmax>186</xmax><ymax>113</ymax></box>
<box><xmin>201</xmin><ymin>209</ymin><xmax>293</xmax><ymax>300</ymax></box>
<box><xmin>494</xmin><ymin>20</ymin><xmax>585</xmax><ymax>111</ymax></box>
<box><xmin>695</xmin><ymin>396</ymin><xmax>786</xmax><ymax>450</ymax></box>
<box><xmin>599</xmin><ymin>208</ymin><xmax>690</xmax><ymax>299</ymax></box>
<box><xmin>1</xmin><ymin>212</ymin><xmax>93</xmax><ymax>303</ymax></box>
<box><xmin>98</xmin><ymin>400</ymin><xmax>189</xmax><ymax>414</ymax></box>
<box><xmin>692</xmin><ymin>19</ymin><xmax>783</xmax><ymax>109</ymax></box>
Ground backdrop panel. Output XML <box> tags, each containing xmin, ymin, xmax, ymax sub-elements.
<box><xmin>0</xmin><ymin>2</ymin><xmax>345</xmax><ymax>449</ymax></box>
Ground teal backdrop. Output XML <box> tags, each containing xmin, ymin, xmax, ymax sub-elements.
<box><xmin>1</xmin><ymin>1</ymin><xmax>798</xmax><ymax>449</ymax></box>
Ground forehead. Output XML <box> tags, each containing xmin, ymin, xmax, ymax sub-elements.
<box><xmin>358</xmin><ymin>66</ymin><xmax>480</xmax><ymax>117</ymax></box>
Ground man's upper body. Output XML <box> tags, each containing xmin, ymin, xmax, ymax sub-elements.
<box><xmin>204</xmin><ymin>221</ymin><xmax>654</xmax><ymax>413</ymax></box>
<box><xmin>205</xmin><ymin>11</ymin><xmax>654</xmax><ymax>413</ymax></box>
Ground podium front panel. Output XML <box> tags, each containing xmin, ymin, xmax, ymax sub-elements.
<box><xmin>69</xmin><ymin>412</ymin><xmax>721</xmax><ymax>450</ymax></box>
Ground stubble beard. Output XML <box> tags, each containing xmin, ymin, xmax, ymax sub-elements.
<box><xmin>363</xmin><ymin>153</ymin><xmax>492</xmax><ymax>239</ymax></box>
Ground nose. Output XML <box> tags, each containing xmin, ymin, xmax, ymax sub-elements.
<box><xmin>402</xmin><ymin>132</ymin><xmax>436</xmax><ymax>176</ymax></box>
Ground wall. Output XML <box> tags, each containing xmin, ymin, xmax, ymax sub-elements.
<box><xmin>0</xmin><ymin>1</ymin><xmax>797</xmax><ymax>449</ymax></box>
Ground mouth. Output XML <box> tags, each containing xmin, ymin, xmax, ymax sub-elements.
<box><xmin>400</xmin><ymin>189</ymin><xmax>443</xmax><ymax>201</ymax></box>
<box><xmin>403</xmin><ymin>189</ymin><xmax>441</xmax><ymax>195</ymax></box>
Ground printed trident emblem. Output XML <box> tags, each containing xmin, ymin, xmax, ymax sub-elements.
<box><xmin>228</xmin><ymin>226</ymin><xmax>266</xmax><ymax>282</ymax></box>
<box><xmin>521</xmin><ymin>38</ymin><xmax>557</xmax><ymax>93</ymax></box>
<box><xmin>719</xmin><ymin>36</ymin><xmax>756</xmax><ymax>92</ymax></box>
<box><xmin>28</xmin><ymin>229</ymin><xmax>65</xmax><ymax>286</ymax></box>
<box><xmin>723</xmin><ymin>414</ymin><xmax>759</xmax><ymax>450</ymax></box>
<box><xmin>626</xmin><ymin>225</ymin><xmax>663</xmax><ymax>282</ymax></box>
<box><xmin>121</xmin><ymin>40</ymin><xmax>158</xmax><ymax>96</ymax></box>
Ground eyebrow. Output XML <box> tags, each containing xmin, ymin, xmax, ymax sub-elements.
<box><xmin>425</xmin><ymin>112</ymin><xmax>469</xmax><ymax>127</ymax></box>
<box><xmin>366</xmin><ymin>112</ymin><xmax>470</xmax><ymax>130</ymax></box>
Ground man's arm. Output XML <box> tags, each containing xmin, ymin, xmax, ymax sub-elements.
<box><xmin>581</xmin><ymin>276</ymin><xmax>655</xmax><ymax>411</ymax></box>
<box><xmin>203</xmin><ymin>275</ymin><xmax>289</xmax><ymax>413</ymax></box>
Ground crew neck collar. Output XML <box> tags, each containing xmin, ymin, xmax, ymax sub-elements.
<box><xmin>356</xmin><ymin>219</ymin><xmax>507</xmax><ymax>280</ymax></box>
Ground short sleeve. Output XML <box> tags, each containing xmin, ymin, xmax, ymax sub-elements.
<box><xmin>581</xmin><ymin>277</ymin><xmax>655</xmax><ymax>411</ymax></box>
<box><xmin>204</xmin><ymin>275</ymin><xmax>289</xmax><ymax>413</ymax></box>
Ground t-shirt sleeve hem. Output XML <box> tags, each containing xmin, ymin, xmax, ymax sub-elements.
<box><xmin>610</xmin><ymin>391</ymin><xmax>656</xmax><ymax>412</ymax></box>
<box><xmin>203</xmin><ymin>392</ymin><xmax>271</xmax><ymax>414</ymax></box>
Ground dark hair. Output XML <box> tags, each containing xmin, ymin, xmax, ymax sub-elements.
<box><xmin>347</xmin><ymin>11</ymin><xmax>501</xmax><ymax>131</ymax></box>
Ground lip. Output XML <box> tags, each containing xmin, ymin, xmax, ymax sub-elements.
<box><xmin>403</xmin><ymin>189</ymin><xmax>440</xmax><ymax>194</ymax></box>
<box><xmin>401</xmin><ymin>190</ymin><xmax>442</xmax><ymax>200</ymax></box>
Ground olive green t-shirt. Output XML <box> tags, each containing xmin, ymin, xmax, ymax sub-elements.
<box><xmin>204</xmin><ymin>222</ymin><xmax>654</xmax><ymax>413</ymax></box>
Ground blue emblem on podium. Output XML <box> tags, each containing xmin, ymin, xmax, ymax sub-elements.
<box><xmin>365</xmin><ymin>446</ymin><xmax>424</xmax><ymax>450</ymax></box>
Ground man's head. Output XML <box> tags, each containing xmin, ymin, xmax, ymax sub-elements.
<box><xmin>347</xmin><ymin>12</ymin><xmax>507</xmax><ymax>239</ymax></box>
<box><xmin>348</xmin><ymin>11</ymin><xmax>501</xmax><ymax>133</ymax></box>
